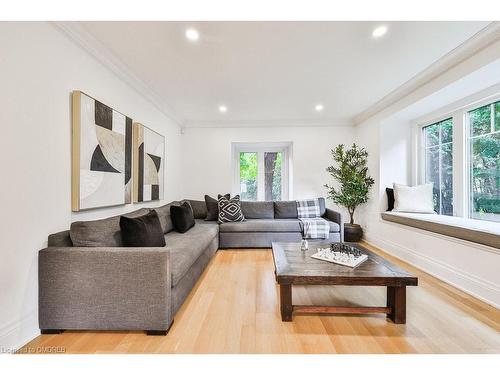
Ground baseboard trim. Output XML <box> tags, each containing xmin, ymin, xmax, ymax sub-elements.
<box><xmin>0</xmin><ymin>310</ymin><xmax>39</xmax><ymax>354</ymax></box>
<box><xmin>364</xmin><ymin>233</ymin><xmax>500</xmax><ymax>309</ymax></box>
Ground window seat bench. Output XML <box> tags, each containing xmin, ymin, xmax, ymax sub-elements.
<box><xmin>381</xmin><ymin>212</ymin><xmax>500</xmax><ymax>249</ymax></box>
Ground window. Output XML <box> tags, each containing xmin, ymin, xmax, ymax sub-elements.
<box><xmin>467</xmin><ymin>101</ymin><xmax>500</xmax><ymax>223</ymax></box>
<box><xmin>416</xmin><ymin>92</ymin><xmax>500</xmax><ymax>224</ymax></box>
<box><xmin>423</xmin><ymin>118</ymin><xmax>453</xmax><ymax>215</ymax></box>
<box><xmin>233</xmin><ymin>143</ymin><xmax>291</xmax><ymax>201</ymax></box>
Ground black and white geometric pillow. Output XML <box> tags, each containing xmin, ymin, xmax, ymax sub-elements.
<box><xmin>218</xmin><ymin>195</ymin><xmax>245</xmax><ymax>223</ymax></box>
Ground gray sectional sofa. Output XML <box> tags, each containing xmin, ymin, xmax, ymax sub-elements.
<box><xmin>220</xmin><ymin>199</ymin><xmax>342</xmax><ymax>247</ymax></box>
<box><xmin>39</xmin><ymin>198</ymin><xmax>341</xmax><ymax>335</ymax></box>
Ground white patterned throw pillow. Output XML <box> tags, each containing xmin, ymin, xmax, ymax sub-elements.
<box><xmin>218</xmin><ymin>195</ymin><xmax>245</xmax><ymax>223</ymax></box>
<box><xmin>392</xmin><ymin>183</ymin><xmax>436</xmax><ymax>214</ymax></box>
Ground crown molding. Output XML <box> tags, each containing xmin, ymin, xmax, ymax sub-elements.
<box><xmin>353</xmin><ymin>21</ymin><xmax>500</xmax><ymax>125</ymax></box>
<box><xmin>51</xmin><ymin>21</ymin><xmax>184</xmax><ymax>127</ymax></box>
<box><xmin>183</xmin><ymin>117</ymin><xmax>354</xmax><ymax>128</ymax></box>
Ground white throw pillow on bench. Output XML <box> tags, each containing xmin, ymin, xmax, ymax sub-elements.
<box><xmin>392</xmin><ymin>183</ymin><xmax>436</xmax><ymax>214</ymax></box>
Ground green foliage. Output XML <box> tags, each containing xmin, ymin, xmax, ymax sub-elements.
<box><xmin>240</xmin><ymin>152</ymin><xmax>257</xmax><ymax>200</ymax></box>
<box><xmin>471</xmin><ymin>134</ymin><xmax>499</xmax><ymax>215</ymax></box>
<box><xmin>470</xmin><ymin>104</ymin><xmax>491</xmax><ymax>137</ymax></box>
<box><xmin>239</xmin><ymin>152</ymin><xmax>283</xmax><ymax>201</ymax></box>
<box><xmin>469</xmin><ymin>103</ymin><xmax>499</xmax><ymax>218</ymax></box>
<box><xmin>240</xmin><ymin>152</ymin><xmax>257</xmax><ymax>180</ymax></box>
<box><xmin>423</xmin><ymin>120</ymin><xmax>453</xmax><ymax>215</ymax></box>
<box><xmin>324</xmin><ymin>144</ymin><xmax>374</xmax><ymax>225</ymax></box>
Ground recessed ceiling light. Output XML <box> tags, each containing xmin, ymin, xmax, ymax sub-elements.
<box><xmin>185</xmin><ymin>28</ymin><xmax>199</xmax><ymax>41</ymax></box>
<box><xmin>219</xmin><ymin>105</ymin><xmax>227</xmax><ymax>113</ymax></box>
<box><xmin>372</xmin><ymin>25</ymin><xmax>388</xmax><ymax>38</ymax></box>
<box><xmin>315</xmin><ymin>104</ymin><xmax>324</xmax><ymax>112</ymax></box>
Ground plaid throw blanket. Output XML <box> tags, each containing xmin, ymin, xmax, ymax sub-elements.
<box><xmin>296</xmin><ymin>199</ymin><xmax>330</xmax><ymax>239</ymax></box>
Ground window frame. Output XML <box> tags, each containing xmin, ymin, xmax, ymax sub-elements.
<box><xmin>231</xmin><ymin>142</ymin><xmax>292</xmax><ymax>201</ymax></box>
<box><xmin>413</xmin><ymin>90</ymin><xmax>500</xmax><ymax>221</ymax></box>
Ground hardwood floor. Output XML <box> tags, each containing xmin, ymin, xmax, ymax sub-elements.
<box><xmin>19</xmin><ymin>242</ymin><xmax>500</xmax><ymax>354</ymax></box>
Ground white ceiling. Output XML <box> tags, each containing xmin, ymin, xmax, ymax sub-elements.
<box><xmin>77</xmin><ymin>21</ymin><xmax>491</xmax><ymax>127</ymax></box>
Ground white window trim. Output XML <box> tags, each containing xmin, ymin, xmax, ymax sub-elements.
<box><xmin>231</xmin><ymin>142</ymin><xmax>293</xmax><ymax>201</ymax></box>
<box><xmin>412</xmin><ymin>88</ymin><xmax>500</xmax><ymax>221</ymax></box>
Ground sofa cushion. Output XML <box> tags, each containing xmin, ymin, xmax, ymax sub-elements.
<box><xmin>219</xmin><ymin>218</ymin><xmax>340</xmax><ymax>233</ymax></box>
<box><xmin>48</xmin><ymin>230</ymin><xmax>73</xmax><ymax>247</ymax></box>
<box><xmin>166</xmin><ymin>220</ymin><xmax>219</xmax><ymax>286</ymax></box>
<box><xmin>327</xmin><ymin>221</ymin><xmax>340</xmax><ymax>233</ymax></box>
<box><xmin>241</xmin><ymin>201</ymin><xmax>274</xmax><ymax>219</ymax></box>
<box><xmin>170</xmin><ymin>202</ymin><xmax>196</xmax><ymax>233</ymax></box>
<box><xmin>120</xmin><ymin>210</ymin><xmax>166</xmax><ymax>247</ymax></box>
<box><xmin>220</xmin><ymin>219</ymin><xmax>301</xmax><ymax>233</ymax></box>
<box><xmin>184</xmin><ymin>199</ymin><xmax>207</xmax><ymax>219</ymax></box>
<box><xmin>274</xmin><ymin>201</ymin><xmax>298</xmax><ymax>219</ymax></box>
<box><xmin>153</xmin><ymin>201</ymin><xmax>180</xmax><ymax>234</ymax></box>
<box><xmin>70</xmin><ymin>208</ymin><xmax>151</xmax><ymax>247</ymax></box>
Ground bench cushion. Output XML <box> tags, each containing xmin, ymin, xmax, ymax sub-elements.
<box><xmin>381</xmin><ymin>212</ymin><xmax>500</xmax><ymax>249</ymax></box>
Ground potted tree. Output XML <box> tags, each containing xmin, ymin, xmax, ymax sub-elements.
<box><xmin>325</xmin><ymin>144</ymin><xmax>374</xmax><ymax>242</ymax></box>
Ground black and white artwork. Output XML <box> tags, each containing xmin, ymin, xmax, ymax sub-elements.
<box><xmin>72</xmin><ymin>91</ymin><xmax>132</xmax><ymax>211</ymax></box>
<box><xmin>133</xmin><ymin>122</ymin><xmax>164</xmax><ymax>202</ymax></box>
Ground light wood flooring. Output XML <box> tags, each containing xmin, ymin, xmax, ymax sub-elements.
<box><xmin>20</xmin><ymin>242</ymin><xmax>500</xmax><ymax>354</ymax></box>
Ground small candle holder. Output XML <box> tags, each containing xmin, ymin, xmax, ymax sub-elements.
<box><xmin>300</xmin><ymin>221</ymin><xmax>311</xmax><ymax>251</ymax></box>
<box><xmin>300</xmin><ymin>237</ymin><xmax>309</xmax><ymax>251</ymax></box>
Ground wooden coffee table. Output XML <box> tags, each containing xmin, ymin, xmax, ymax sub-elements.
<box><xmin>271</xmin><ymin>242</ymin><xmax>418</xmax><ymax>323</ymax></box>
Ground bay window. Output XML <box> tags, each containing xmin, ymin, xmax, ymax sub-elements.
<box><xmin>417</xmin><ymin>94</ymin><xmax>500</xmax><ymax>223</ymax></box>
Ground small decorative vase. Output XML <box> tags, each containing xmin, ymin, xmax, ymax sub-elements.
<box><xmin>300</xmin><ymin>238</ymin><xmax>309</xmax><ymax>251</ymax></box>
<box><xmin>344</xmin><ymin>224</ymin><xmax>363</xmax><ymax>242</ymax></box>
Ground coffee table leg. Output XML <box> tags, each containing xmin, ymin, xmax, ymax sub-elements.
<box><xmin>280</xmin><ymin>284</ymin><xmax>293</xmax><ymax>321</ymax></box>
<box><xmin>387</xmin><ymin>286</ymin><xmax>406</xmax><ymax>324</ymax></box>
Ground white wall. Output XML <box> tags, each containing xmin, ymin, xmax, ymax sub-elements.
<box><xmin>180</xmin><ymin>126</ymin><xmax>355</xmax><ymax>214</ymax></box>
<box><xmin>355</xmin><ymin>39</ymin><xmax>500</xmax><ymax>308</ymax></box>
<box><xmin>0</xmin><ymin>22</ymin><xmax>183</xmax><ymax>351</ymax></box>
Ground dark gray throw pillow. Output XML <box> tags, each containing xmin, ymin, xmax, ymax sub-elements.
<box><xmin>170</xmin><ymin>202</ymin><xmax>196</xmax><ymax>233</ymax></box>
<box><xmin>218</xmin><ymin>195</ymin><xmax>245</xmax><ymax>223</ymax></box>
<box><xmin>386</xmin><ymin>188</ymin><xmax>395</xmax><ymax>211</ymax></box>
<box><xmin>205</xmin><ymin>194</ymin><xmax>229</xmax><ymax>221</ymax></box>
<box><xmin>119</xmin><ymin>210</ymin><xmax>166</xmax><ymax>247</ymax></box>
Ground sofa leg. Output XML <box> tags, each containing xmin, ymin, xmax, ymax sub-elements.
<box><xmin>41</xmin><ymin>329</ymin><xmax>64</xmax><ymax>334</ymax></box>
<box><xmin>146</xmin><ymin>320</ymin><xmax>174</xmax><ymax>336</ymax></box>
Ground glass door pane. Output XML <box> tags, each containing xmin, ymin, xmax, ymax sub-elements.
<box><xmin>239</xmin><ymin>152</ymin><xmax>258</xmax><ymax>201</ymax></box>
<box><xmin>264</xmin><ymin>152</ymin><xmax>282</xmax><ymax>201</ymax></box>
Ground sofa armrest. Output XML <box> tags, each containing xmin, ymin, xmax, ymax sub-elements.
<box><xmin>323</xmin><ymin>208</ymin><xmax>343</xmax><ymax>242</ymax></box>
<box><xmin>38</xmin><ymin>246</ymin><xmax>172</xmax><ymax>331</ymax></box>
